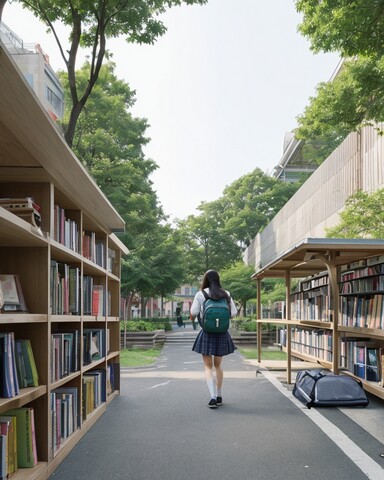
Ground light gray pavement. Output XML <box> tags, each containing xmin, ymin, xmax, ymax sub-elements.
<box><xmin>49</xmin><ymin>326</ymin><xmax>384</xmax><ymax>480</ymax></box>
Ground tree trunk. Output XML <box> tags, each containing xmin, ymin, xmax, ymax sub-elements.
<box><xmin>140</xmin><ymin>297</ymin><xmax>147</xmax><ymax>318</ymax></box>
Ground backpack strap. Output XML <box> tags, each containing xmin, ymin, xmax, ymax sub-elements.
<box><xmin>202</xmin><ymin>290</ymin><xmax>210</xmax><ymax>300</ymax></box>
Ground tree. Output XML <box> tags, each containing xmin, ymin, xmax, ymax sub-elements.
<box><xmin>220</xmin><ymin>262</ymin><xmax>255</xmax><ymax>316</ymax></box>
<box><xmin>326</xmin><ymin>189</ymin><xmax>384</xmax><ymax>239</ymax></box>
<box><xmin>219</xmin><ymin>168</ymin><xmax>300</xmax><ymax>248</ymax></box>
<box><xmin>176</xmin><ymin>207</ymin><xmax>241</xmax><ymax>282</ymax></box>
<box><xmin>13</xmin><ymin>0</ymin><xmax>207</xmax><ymax>146</ymax></box>
<box><xmin>176</xmin><ymin>169</ymin><xmax>300</xmax><ymax>281</ymax></box>
<box><xmin>296</xmin><ymin>0</ymin><xmax>384</xmax><ymax>58</ymax></box>
<box><xmin>121</xmin><ymin>224</ymin><xmax>186</xmax><ymax>317</ymax></box>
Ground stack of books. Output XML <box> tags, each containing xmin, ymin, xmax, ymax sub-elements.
<box><xmin>0</xmin><ymin>197</ymin><xmax>41</xmax><ymax>228</ymax></box>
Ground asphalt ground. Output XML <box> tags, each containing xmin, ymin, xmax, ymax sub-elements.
<box><xmin>49</xmin><ymin>330</ymin><xmax>384</xmax><ymax>480</ymax></box>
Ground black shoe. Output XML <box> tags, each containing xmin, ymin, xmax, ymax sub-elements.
<box><xmin>216</xmin><ymin>396</ymin><xmax>222</xmax><ymax>406</ymax></box>
<box><xmin>208</xmin><ymin>398</ymin><xmax>218</xmax><ymax>408</ymax></box>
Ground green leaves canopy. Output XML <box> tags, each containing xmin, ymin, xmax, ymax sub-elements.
<box><xmin>220</xmin><ymin>262</ymin><xmax>255</xmax><ymax>314</ymax></box>
<box><xmin>220</xmin><ymin>168</ymin><xmax>299</xmax><ymax>248</ymax></box>
<box><xmin>326</xmin><ymin>189</ymin><xmax>384</xmax><ymax>239</ymax></box>
<box><xmin>296</xmin><ymin>1</ymin><xmax>384</xmax><ymax>57</ymax></box>
<box><xmin>177</xmin><ymin>169</ymin><xmax>300</xmax><ymax>282</ymax></box>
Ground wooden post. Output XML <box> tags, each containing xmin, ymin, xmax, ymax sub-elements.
<box><xmin>285</xmin><ymin>270</ymin><xmax>292</xmax><ymax>384</ymax></box>
<box><xmin>327</xmin><ymin>259</ymin><xmax>340</xmax><ymax>374</ymax></box>
<box><xmin>257</xmin><ymin>278</ymin><xmax>262</xmax><ymax>363</ymax></box>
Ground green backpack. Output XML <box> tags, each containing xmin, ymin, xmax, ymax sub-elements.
<box><xmin>200</xmin><ymin>291</ymin><xmax>231</xmax><ymax>333</ymax></box>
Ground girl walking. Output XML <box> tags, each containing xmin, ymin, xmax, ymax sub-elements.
<box><xmin>190</xmin><ymin>270</ymin><xmax>237</xmax><ymax>408</ymax></box>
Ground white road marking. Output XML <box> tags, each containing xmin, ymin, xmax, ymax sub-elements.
<box><xmin>261</xmin><ymin>368</ymin><xmax>384</xmax><ymax>480</ymax></box>
<box><xmin>149</xmin><ymin>380</ymin><xmax>171</xmax><ymax>390</ymax></box>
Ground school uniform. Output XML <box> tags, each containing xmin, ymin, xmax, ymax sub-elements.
<box><xmin>191</xmin><ymin>288</ymin><xmax>237</xmax><ymax>356</ymax></box>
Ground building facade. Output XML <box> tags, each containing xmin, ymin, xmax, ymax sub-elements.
<box><xmin>0</xmin><ymin>20</ymin><xmax>64</xmax><ymax>122</ymax></box>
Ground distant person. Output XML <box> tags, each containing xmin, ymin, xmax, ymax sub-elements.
<box><xmin>190</xmin><ymin>269</ymin><xmax>237</xmax><ymax>408</ymax></box>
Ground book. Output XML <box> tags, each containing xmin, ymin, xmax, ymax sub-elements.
<box><xmin>4</xmin><ymin>408</ymin><xmax>37</xmax><ymax>468</ymax></box>
<box><xmin>0</xmin><ymin>197</ymin><xmax>41</xmax><ymax>227</ymax></box>
<box><xmin>0</xmin><ymin>415</ymin><xmax>17</xmax><ymax>475</ymax></box>
<box><xmin>0</xmin><ymin>275</ymin><xmax>27</xmax><ymax>312</ymax></box>
<box><xmin>0</xmin><ymin>434</ymin><xmax>6</xmax><ymax>479</ymax></box>
<box><xmin>52</xmin><ymin>386</ymin><xmax>79</xmax><ymax>450</ymax></box>
<box><xmin>0</xmin><ymin>281</ymin><xmax>3</xmax><ymax>310</ymax></box>
<box><xmin>51</xmin><ymin>331</ymin><xmax>80</xmax><ymax>381</ymax></box>
<box><xmin>14</xmin><ymin>339</ymin><xmax>38</xmax><ymax>388</ymax></box>
<box><xmin>0</xmin><ymin>333</ymin><xmax>19</xmax><ymax>398</ymax></box>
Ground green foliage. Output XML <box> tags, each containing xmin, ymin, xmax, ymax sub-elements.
<box><xmin>296</xmin><ymin>0</ymin><xmax>384</xmax><ymax>57</ymax></box>
<box><xmin>240</xmin><ymin>320</ymin><xmax>257</xmax><ymax>332</ymax></box>
<box><xmin>220</xmin><ymin>262</ymin><xmax>255</xmax><ymax>314</ymax></box>
<box><xmin>296</xmin><ymin>57</ymin><xmax>384</xmax><ymax>162</ymax></box>
<box><xmin>120</xmin><ymin>319</ymin><xmax>172</xmax><ymax>332</ymax></box>
<box><xmin>326</xmin><ymin>189</ymin><xmax>384</xmax><ymax>239</ymax></box>
<box><xmin>177</xmin><ymin>169</ymin><xmax>299</xmax><ymax>281</ymax></box>
<box><xmin>220</xmin><ymin>168</ymin><xmax>300</xmax><ymax>248</ymax></box>
<box><xmin>261</xmin><ymin>279</ymin><xmax>286</xmax><ymax>305</ymax></box>
<box><xmin>176</xmin><ymin>208</ymin><xmax>241</xmax><ymax>281</ymax></box>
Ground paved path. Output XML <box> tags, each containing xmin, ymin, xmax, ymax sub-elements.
<box><xmin>49</xmin><ymin>334</ymin><xmax>384</xmax><ymax>480</ymax></box>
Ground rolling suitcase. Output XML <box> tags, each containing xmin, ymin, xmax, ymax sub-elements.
<box><xmin>293</xmin><ymin>369</ymin><xmax>369</xmax><ymax>409</ymax></box>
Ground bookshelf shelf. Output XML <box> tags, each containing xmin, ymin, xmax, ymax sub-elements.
<box><xmin>286</xmin><ymin>347</ymin><xmax>333</xmax><ymax>370</ymax></box>
<box><xmin>0</xmin><ymin>314</ymin><xmax>48</xmax><ymax>324</ymax></box>
<box><xmin>12</xmin><ymin>462</ymin><xmax>47</xmax><ymax>480</ymax></box>
<box><xmin>50</xmin><ymin>372</ymin><xmax>81</xmax><ymax>390</ymax></box>
<box><xmin>338</xmin><ymin>325</ymin><xmax>384</xmax><ymax>338</ymax></box>
<box><xmin>0</xmin><ymin>40</ymin><xmax>128</xmax><ymax>478</ymax></box>
<box><xmin>50</xmin><ymin>315</ymin><xmax>82</xmax><ymax>323</ymax></box>
<box><xmin>107</xmin><ymin>351</ymin><xmax>120</xmax><ymax>362</ymax></box>
<box><xmin>82</xmin><ymin>359</ymin><xmax>106</xmax><ymax>372</ymax></box>
<box><xmin>0</xmin><ymin>386</ymin><xmax>47</xmax><ymax>409</ymax></box>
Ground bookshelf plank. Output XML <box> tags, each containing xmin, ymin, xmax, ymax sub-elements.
<box><xmin>0</xmin><ymin>386</ymin><xmax>47</xmax><ymax>411</ymax></box>
<box><xmin>0</xmin><ymin>208</ymin><xmax>48</xmax><ymax>247</ymax></box>
<box><xmin>50</xmin><ymin>372</ymin><xmax>81</xmax><ymax>390</ymax></box>
<box><xmin>0</xmin><ymin>314</ymin><xmax>47</xmax><ymax>324</ymax></box>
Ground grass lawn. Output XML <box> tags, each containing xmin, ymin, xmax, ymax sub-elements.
<box><xmin>120</xmin><ymin>347</ymin><xmax>162</xmax><ymax>367</ymax></box>
<box><xmin>238</xmin><ymin>346</ymin><xmax>287</xmax><ymax>361</ymax></box>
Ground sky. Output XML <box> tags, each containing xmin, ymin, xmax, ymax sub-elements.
<box><xmin>3</xmin><ymin>1</ymin><xmax>339</xmax><ymax>222</ymax></box>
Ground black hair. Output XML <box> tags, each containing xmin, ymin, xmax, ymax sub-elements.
<box><xmin>201</xmin><ymin>269</ymin><xmax>229</xmax><ymax>301</ymax></box>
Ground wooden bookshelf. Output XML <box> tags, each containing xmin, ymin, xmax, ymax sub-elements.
<box><xmin>253</xmin><ymin>238</ymin><xmax>384</xmax><ymax>400</ymax></box>
<box><xmin>0</xmin><ymin>40</ymin><xmax>128</xmax><ymax>478</ymax></box>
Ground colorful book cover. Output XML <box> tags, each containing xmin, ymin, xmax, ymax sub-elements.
<box><xmin>4</xmin><ymin>408</ymin><xmax>36</xmax><ymax>468</ymax></box>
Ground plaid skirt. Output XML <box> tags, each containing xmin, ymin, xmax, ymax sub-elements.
<box><xmin>192</xmin><ymin>330</ymin><xmax>237</xmax><ymax>356</ymax></box>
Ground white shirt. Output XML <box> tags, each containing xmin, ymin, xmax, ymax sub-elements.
<box><xmin>190</xmin><ymin>288</ymin><xmax>237</xmax><ymax>319</ymax></box>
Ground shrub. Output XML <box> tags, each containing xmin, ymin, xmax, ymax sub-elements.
<box><xmin>242</xmin><ymin>320</ymin><xmax>257</xmax><ymax>332</ymax></box>
<box><xmin>120</xmin><ymin>319</ymin><xmax>172</xmax><ymax>332</ymax></box>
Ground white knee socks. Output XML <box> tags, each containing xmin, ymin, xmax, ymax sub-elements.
<box><xmin>206</xmin><ymin>377</ymin><xmax>216</xmax><ymax>399</ymax></box>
